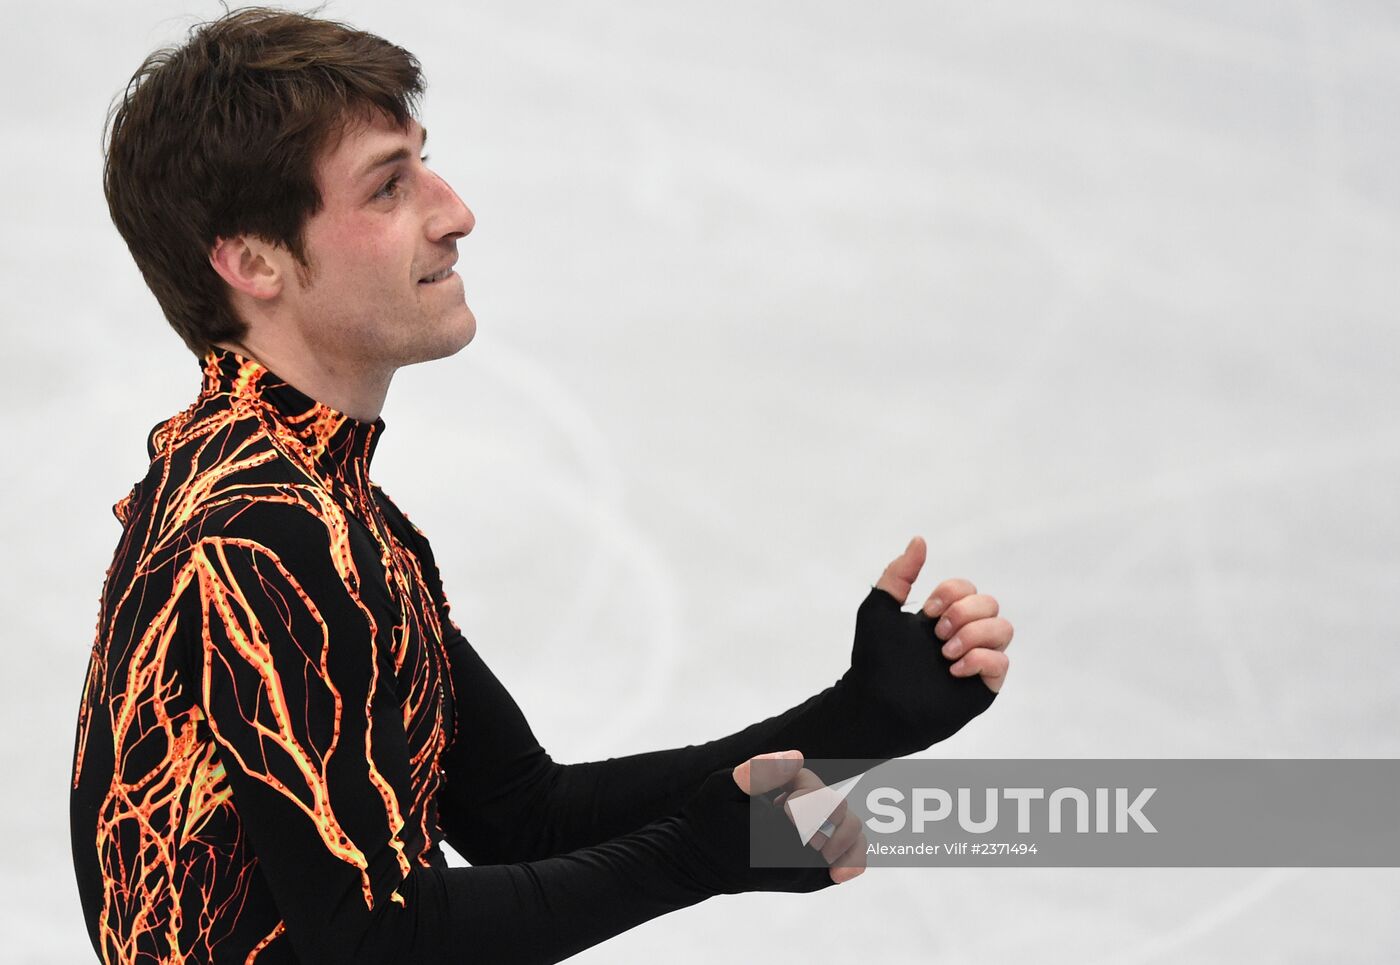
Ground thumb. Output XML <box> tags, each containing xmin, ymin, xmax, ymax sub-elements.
<box><xmin>874</xmin><ymin>535</ymin><xmax>926</xmax><ymax>604</ymax></box>
<box><xmin>732</xmin><ymin>750</ymin><xmax>803</xmax><ymax>796</ymax></box>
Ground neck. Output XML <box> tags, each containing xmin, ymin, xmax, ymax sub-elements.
<box><xmin>212</xmin><ymin>335</ymin><xmax>393</xmax><ymax>422</ymax></box>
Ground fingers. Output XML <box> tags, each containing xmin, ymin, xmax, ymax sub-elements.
<box><xmin>926</xmin><ymin>591</ymin><xmax>1014</xmax><ymax>692</ymax></box>
<box><xmin>785</xmin><ymin>779</ymin><xmax>850</xmax><ymax>839</ymax></box>
<box><xmin>922</xmin><ymin>578</ymin><xmax>978</xmax><ymax>618</ymax></box>
<box><xmin>829</xmin><ymin>826</ymin><xmax>869</xmax><ymax>883</ymax></box>
<box><xmin>784</xmin><ymin>766</ymin><xmax>829</xmax><ymax>797</ymax></box>
<box><xmin>930</xmin><ymin>592</ymin><xmax>999</xmax><ymax>635</ymax></box>
<box><xmin>768</xmin><ymin>765</ymin><xmax>826</xmax><ymax>809</ymax></box>
<box><xmin>777</xmin><ymin>767</ymin><xmax>837</xmax><ymax>833</ymax></box>
<box><xmin>874</xmin><ymin>536</ymin><xmax>927</xmax><ymax>605</ymax></box>
<box><xmin>786</xmin><ymin>770</ymin><xmax>869</xmax><ymax>884</ymax></box>
<box><xmin>939</xmin><ymin>616</ymin><xmax>1015</xmax><ymax>660</ymax></box>
<box><xmin>830</xmin><ymin>857</ymin><xmax>867</xmax><ymax>884</ymax></box>
<box><xmin>948</xmin><ymin>647</ymin><xmax>1010</xmax><ymax>693</ymax></box>
<box><xmin>732</xmin><ymin>750</ymin><xmax>804</xmax><ymax>796</ymax></box>
<box><xmin>814</xmin><ymin>808</ymin><xmax>861</xmax><ymax>863</ymax></box>
<box><xmin>734</xmin><ymin>759</ymin><xmax>871</xmax><ymax>884</ymax></box>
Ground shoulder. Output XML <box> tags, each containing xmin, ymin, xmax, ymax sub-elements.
<box><xmin>196</xmin><ymin>402</ymin><xmax>330</xmax><ymax>494</ymax></box>
<box><xmin>371</xmin><ymin>484</ymin><xmax>438</xmax><ymax>558</ymax></box>
<box><xmin>117</xmin><ymin>401</ymin><xmax>378</xmax><ymax>582</ymax></box>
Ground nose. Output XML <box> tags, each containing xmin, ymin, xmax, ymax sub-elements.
<box><xmin>427</xmin><ymin>170</ymin><xmax>475</xmax><ymax>242</ymax></box>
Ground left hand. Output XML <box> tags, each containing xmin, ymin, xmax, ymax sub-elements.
<box><xmin>875</xmin><ymin>536</ymin><xmax>1014</xmax><ymax>694</ymax></box>
<box><xmin>835</xmin><ymin>535</ymin><xmax>1013</xmax><ymax>757</ymax></box>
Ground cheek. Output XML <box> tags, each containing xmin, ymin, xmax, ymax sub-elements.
<box><xmin>312</xmin><ymin>218</ymin><xmax>406</xmax><ymax>287</ymax></box>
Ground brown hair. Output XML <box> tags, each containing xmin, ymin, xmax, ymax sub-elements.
<box><xmin>103</xmin><ymin>5</ymin><xmax>424</xmax><ymax>357</ymax></box>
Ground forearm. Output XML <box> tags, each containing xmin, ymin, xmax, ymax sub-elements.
<box><xmin>468</xmin><ymin>676</ymin><xmax>910</xmax><ymax>861</ymax></box>
<box><xmin>521</xmin><ymin>688</ymin><xmax>839</xmax><ymax>855</ymax></box>
<box><xmin>438</xmin><ymin>592</ymin><xmax>992</xmax><ymax>864</ymax></box>
<box><xmin>521</xmin><ymin>588</ymin><xmax>1004</xmax><ymax>855</ymax></box>
<box><xmin>357</xmin><ymin>816</ymin><xmax>716</xmax><ymax>965</ymax></box>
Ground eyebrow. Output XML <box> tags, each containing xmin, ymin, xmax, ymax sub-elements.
<box><xmin>357</xmin><ymin>125</ymin><xmax>429</xmax><ymax>180</ymax></box>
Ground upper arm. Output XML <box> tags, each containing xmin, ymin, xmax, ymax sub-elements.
<box><xmin>189</xmin><ymin>501</ymin><xmax>423</xmax><ymax>960</ymax></box>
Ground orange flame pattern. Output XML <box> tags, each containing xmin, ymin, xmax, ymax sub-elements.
<box><xmin>70</xmin><ymin>347</ymin><xmax>458</xmax><ymax>963</ymax></box>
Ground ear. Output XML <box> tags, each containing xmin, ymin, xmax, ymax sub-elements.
<box><xmin>209</xmin><ymin>235</ymin><xmax>286</xmax><ymax>301</ymax></box>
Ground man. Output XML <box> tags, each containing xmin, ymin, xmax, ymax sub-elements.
<box><xmin>71</xmin><ymin>8</ymin><xmax>1014</xmax><ymax>963</ymax></box>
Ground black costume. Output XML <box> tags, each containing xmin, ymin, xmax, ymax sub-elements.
<box><xmin>70</xmin><ymin>346</ymin><xmax>995</xmax><ymax>963</ymax></box>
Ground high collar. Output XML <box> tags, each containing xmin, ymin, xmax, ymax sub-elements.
<box><xmin>199</xmin><ymin>345</ymin><xmax>385</xmax><ymax>483</ymax></box>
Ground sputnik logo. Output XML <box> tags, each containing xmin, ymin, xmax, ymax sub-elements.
<box><xmin>787</xmin><ymin>774</ymin><xmax>865</xmax><ymax>846</ymax></box>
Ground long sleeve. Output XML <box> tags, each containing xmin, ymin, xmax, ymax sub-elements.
<box><xmin>377</xmin><ymin>492</ymin><xmax>947</xmax><ymax>867</ymax></box>
<box><xmin>430</xmin><ymin>625</ymin><xmax>847</xmax><ymax>864</ymax></box>
<box><xmin>433</xmin><ymin>623</ymin><xmax>950</xmax><ymax>864</ymax></box>
<box><xmin>189</xmin><ymin>505</ymin><xmax>730</xmax><ymax>964</ymax></box>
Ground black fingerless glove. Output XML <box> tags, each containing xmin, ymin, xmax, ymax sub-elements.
<box><xmin>674</xmin><ymin>767</ymin><xmax>836</xmax><ymax>897</ymax></box>
<box><xmin>834</xmin><ymin>585</ymin><xmax>999</xmax><ymax>759</ymax></box>
<box><xmin>692</xmin><ymin>587</ymin><xmax>1001</xmax><ymax>795</ymax></box>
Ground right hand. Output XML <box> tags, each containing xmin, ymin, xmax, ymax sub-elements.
<box><xmin>677</xmin><ymin>750</ymin><xmax>868</xmax><ymax>896</ymax></box>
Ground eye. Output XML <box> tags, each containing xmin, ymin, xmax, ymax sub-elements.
<box><xmin>373</xmin><ymin>156</ymin><xmax>431</xmax><ymax>201</ymax></box>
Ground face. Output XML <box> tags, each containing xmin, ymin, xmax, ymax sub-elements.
<box><xmin>277</xmin><ymin>111</ymin><xmax>476</xmax><ymax>369</ymax></box>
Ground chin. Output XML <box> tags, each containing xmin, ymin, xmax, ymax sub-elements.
<box><xmin>446</xmin><ymin>306</ymin><xmax>477</xmax><ymax>353</ymax></box>
<box><xmin>418</xmin><ymin>308</ymin><xmax>476</xmax><ymax>363</ymax></box>
<box><xmin>455</xmin><ymin>309</ymin><xmax>477</xmax><ymax>351</ymax></box>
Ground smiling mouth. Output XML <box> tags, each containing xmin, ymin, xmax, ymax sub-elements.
<box><xmin>418</xmin><ymin>267</ymin><xmax>456</xmax><ymax>285</ymax></box>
